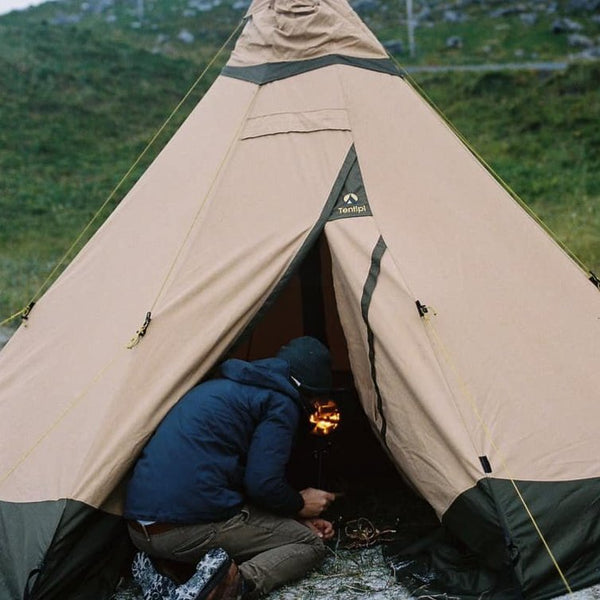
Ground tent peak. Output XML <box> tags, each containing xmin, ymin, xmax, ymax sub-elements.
<box><xmin>228</xmin><ymin>0</ymin><xmax>388</xmax><ymax>67</ymax></box>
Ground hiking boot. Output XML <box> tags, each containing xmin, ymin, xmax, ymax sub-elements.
<box><xmin>132</xmin><ymin>548</ymin><xmax>235</xmax><ymax>600</ymax></box>
<box><xmin>204</xmin><ymin>562</ymin><xmax>243</xmax><ymax>600</ymax></box>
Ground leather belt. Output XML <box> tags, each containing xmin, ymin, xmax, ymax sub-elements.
<box><xmin>128</xmin><ymin>521</ymin><xmax>180</xmax><ymax>535</ymax></box>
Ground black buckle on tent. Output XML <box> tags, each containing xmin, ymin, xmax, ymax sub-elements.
<box><xmin>416</xmin><ymin>300</ymin><xmax>429</xmax><ymax>318</ymax></box>
<box><xmin>21</xmin><ymin>301</ymin><xmax>36</xmax><ymax>321</ymax></box>
<box><xmin>590</xmin><ymin>272</ymin><xmax>600</xmax><ymax>289</ymax></box>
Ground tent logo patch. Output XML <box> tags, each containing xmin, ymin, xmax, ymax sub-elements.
<box><xmin>328</xmin><ymin>155</ymin><xmax>373</xmax><ymax>221</ymax></box>
<box><xmin>337</xmin><ymin>192</ymin><xmax>367</xmax><ymax>216</ymax></box>
<box><xmin>331</xmin><ymin>190</ymin><xmax>371</xmax><ymax>220</ymax></box>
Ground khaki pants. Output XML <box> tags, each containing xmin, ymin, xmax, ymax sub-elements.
<box><xmin>128</xmin><ymin>505</ymin><xmax>327</xmax><ymax>597</ymax></box>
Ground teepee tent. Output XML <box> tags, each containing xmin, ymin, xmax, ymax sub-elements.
<box><xmin>1</xmin><ymin>0</ymin><xmax>600</xmax><ymax>598</ymax></box>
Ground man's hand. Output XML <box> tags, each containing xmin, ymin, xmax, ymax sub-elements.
<box><xmin>298</xmin><ymin>487</ymin><xmax>336</xmax><ymax>518</ymax></box>
<box><xmin>300</xmin><ymin>518</ymin><xmax>335</xmax><ymax>540</ymax></box>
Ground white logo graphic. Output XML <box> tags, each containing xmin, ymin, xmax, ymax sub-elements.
<box><xmin>343</xmin><ymin>193</ymin><xmax>359</xmax><ymax>205</ymax></box>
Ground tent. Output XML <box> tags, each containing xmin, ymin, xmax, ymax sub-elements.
<box><xmin>1</xmin><ymin>0</ymin><xmax>600</xmax><ymax>597</ymax></box>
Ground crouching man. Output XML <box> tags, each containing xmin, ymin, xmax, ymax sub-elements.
<box><xmin>124</xmin><ymin>337</ymin><xmax>337</xmax><ymax>599</ymax></box>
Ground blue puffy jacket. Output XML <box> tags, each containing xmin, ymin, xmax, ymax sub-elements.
<box><xmin>124</xmin><ymin>357</ymin><xmax>305</xmax><ymax>523</ymax></box>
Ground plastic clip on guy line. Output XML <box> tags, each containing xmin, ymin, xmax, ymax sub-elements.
<box><xmin>127</xmin><ymin>312</ymin><xmax>152</xmax><ymax>349</ymax></box>
<box><xmin>416</xmin><ymin>300</ymin><xmax>429</xmax><ymax>318</ymax></box>
<box><xmin>21</xmin><ymin>302</ymin><xmax>36</xmax><ymax>321</ymax></box>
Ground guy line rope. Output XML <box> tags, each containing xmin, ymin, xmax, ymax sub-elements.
<box><xmin>0</xmin><ymin>18</ymin><xmax>245</xmax><ymax>329</ymax></box>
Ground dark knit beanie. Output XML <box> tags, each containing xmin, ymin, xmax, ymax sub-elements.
<box><xmin>276</xmin><ymin>336</ymin><xmax>332</xmax><ymax>395</ymax></box>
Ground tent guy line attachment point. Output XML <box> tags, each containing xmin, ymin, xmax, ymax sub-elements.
<box><xmin>416</xmin><ymin>300</ymin><xmax>437</xmax><ymax>318</ymax></box>
<box><xmin>589</xmin><ymin>272</ymin><xmax>600</xmax><ymax>289</ymax></box>
<box><xmin>127</xmin><ymin>311</ymin><xmax>152</xmax><ymax>349</ymax></box>
<box><xmin>416</xmin><ymin>300</ymin><xmax>428</xmax><ymax>317</ymax></box>
<box><xmin>20</xmin><ymin>301</ymin><xmax>36</xmax><ymax>322</ymax></box>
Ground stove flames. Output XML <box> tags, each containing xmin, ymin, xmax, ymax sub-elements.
<box><xmin>309</xmin><ymin>398</ymin><xmax>340</xmax><ymax>436</ymax></box>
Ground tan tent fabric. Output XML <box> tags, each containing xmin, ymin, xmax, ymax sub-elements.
<box><xmin>338</xmin><ymin>66</ymin><xmax>600</xmax><ymax>491</ymax></box>
<box><xmin>326</xmin><ymin>218</ymin><xmax>483</xmax><ymax>516</ymax></box>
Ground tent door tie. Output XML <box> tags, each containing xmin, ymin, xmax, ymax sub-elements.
<box><xmin>589</xmin><ymin>271</ymin><xmax>600</xmax><ymax>289</ymax></box>
<box><xmin>127</xmin><ymin>311</ymin><xmax>152</xmax><ymax>349</ymax></box>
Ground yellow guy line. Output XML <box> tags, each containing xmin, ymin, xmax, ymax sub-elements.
<box><xmin>388</xmin><ymin>54</ymin><xmax>590</xmax><ymax>276</ymax></box>
<box><xmin>1</xmin><ymin>19</ymin><xmax>245</xmax><ymax>329</ymax></box>
<box><xmin>0</xmin><ymin>309</ymin><xmax>26</xmax><ymax>328</ymax></box>
<box><xmin>421</xmin><ymin>312</ymin><xmax>573</xmax><ymax>596</ymax></box>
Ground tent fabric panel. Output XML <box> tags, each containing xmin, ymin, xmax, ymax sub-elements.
<box><xmin>228</xmin><ymin>0</ymin><xmax>388</xmax><ymax>67</ymax></box>
<box><xmin>222</xmin><ymin>55</ymin><xmax>401</xmax><ymax>85</ymax></box>
<box><xmin>325</xmin><ymin>218</ymin><xmax>383</xmax><ymax>429</ymax></box>
<box><xmin>491</xmin><ymin>478</ymin><xmax>600</xmax><ymax>599</ymax></box>
<box><xmin>341</xmin><ymin>65</ymin><xmax>600</xmax><ymax>485</ymax></box>
<box><xmin>36</xmin><ymin>126</ymin><xmax>352</xmax><ymax>508</ymax></box>
<box><xmin>29</xmin><ymin>500</ymin><xmax>130</xmax><ymax>600</ymax></box>
<box><xmin>443</xmin><ymin>478</ymin><xmax>600</xmax><ymax>599</ymax></box>
<box><xmin>0</xmin><ymin>500</ymin><xmax>66</xmax><ymax>600</ymax></box>
<box><xmin>0</xmin><ymin>88</ymin><xmax>352</xmax><ymax>507</ymax></box>
<box><xmin>0</xmin><ymin>74</ymin><xmax>259</xmax><ymax>503</ymax></box>
<box><xmin>0</xmin><ymin>499</ymin><xmax>127</xmax><ymax>600</ymax></box>
<box><xmin>326</xmin><ymin>217</ymin><xmax>483</xmax><ymax>516</ymax></box>
<box><xmin>241</xmin><ymin>108</ymin><xmax>350</xmax><ymax>139</ymax></box>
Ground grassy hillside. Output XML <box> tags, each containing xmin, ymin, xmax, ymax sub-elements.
<box><xmin>0</xmin><ymin>1</ymin><xmax>599</xmax><ymax>326</ymax></box>
<box><xmin>6</xmin><ymin>0</ymin><xmax>600</xmax><ymax>65</ymax></box>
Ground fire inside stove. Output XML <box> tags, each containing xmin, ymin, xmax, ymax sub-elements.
<box><xmin>309</xmin><ymin>398</ymin><xmax>340</xmax><ymax>437</ymax></box>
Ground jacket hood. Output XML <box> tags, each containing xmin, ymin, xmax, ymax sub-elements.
<box><xmin>220</xmin><ymin>357</ymin><xmax>300</xmax><ymax>398</ymax></box>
